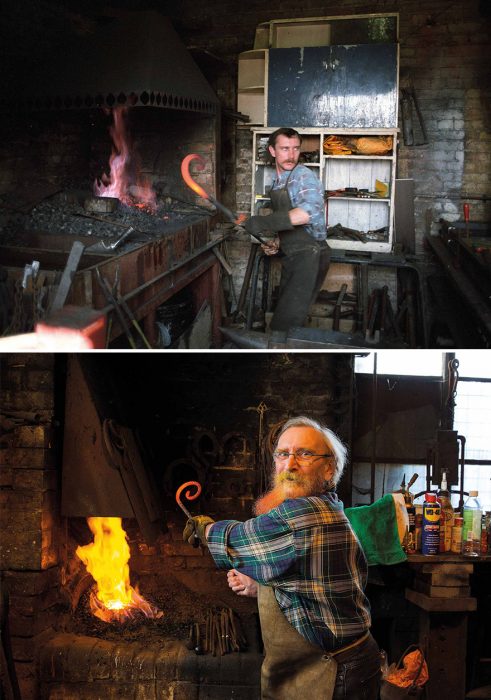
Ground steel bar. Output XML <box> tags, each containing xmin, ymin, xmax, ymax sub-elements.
<box><xmin>49</xmin><ymin>241</ymin><xmax>85</xmax><ymax>313</ymax></box>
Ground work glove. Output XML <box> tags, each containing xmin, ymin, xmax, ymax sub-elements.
<box><xmin>182</xmin><ymin>515</ymin><xmax>215</xmax><ymax>546</ymax></box>
<box><xmin>243</xmin><ymin>211</ymin><xmax>293</xmax><ymax>238</ymax></box>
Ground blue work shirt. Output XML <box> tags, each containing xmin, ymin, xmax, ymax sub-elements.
<box><xmin>272</xmin><ymin>164</ymin><xmax>326</xmax><ymax>240</ymax></box>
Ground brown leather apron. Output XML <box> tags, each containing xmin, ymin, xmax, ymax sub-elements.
<box><xmin>258</xmin><ymin>585</ymin><xmax>337</xmax><ymax>700</ymax></box>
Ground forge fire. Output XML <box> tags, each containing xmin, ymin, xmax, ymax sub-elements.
<box><xmin>94</xmin><ymin>106</ymin><xmax>157</xmax><ymax>212</ymax></box>
<box><xmin>76</xmin><ymin>516</ymin><xmax>162</xmax><ymax>623</ymax></box>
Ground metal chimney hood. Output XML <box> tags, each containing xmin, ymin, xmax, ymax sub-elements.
<box><xmin>11</xmin><ymin>11</ymin><xmax>218</xmax><ymax>114</ymax></box>
<box><xmin>61</xmin><ymin>355</ymin><xmax>164</xmax><ymax>544</ymax></box>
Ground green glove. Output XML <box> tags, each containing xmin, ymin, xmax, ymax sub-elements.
<box><xmin>243</xmin><ymin>211</ymin><xmax>293</xmax><ymax>238</ymax></box>
<box><xmin>182</xmin><ymin>515</ymin><xmax>215</xmax><ymax>546</ymax></box>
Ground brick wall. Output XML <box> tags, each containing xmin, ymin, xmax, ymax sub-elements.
<box><xmin>0</xmin><ymin>353</ymin><xmax>61</xmax><ymax>700</ymax></box>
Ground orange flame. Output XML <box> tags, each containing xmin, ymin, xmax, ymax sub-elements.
<box><xmin>181</xmin><ymin>154</ymin><xmax>210</xmax><ymax>200</ymax></box>
<box><xmin>94</xmin><ymin>106</ymin><xmax>157</xmax><ymax>212</ymax></box>
<box><xmin>76</xmin><ymin>517</ymin><xmax>162</xmax><ymax>623</ymax></box>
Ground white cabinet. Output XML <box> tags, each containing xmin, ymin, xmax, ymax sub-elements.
<box><xmin>250</xmin><ymin>127</ymin><xmax>398</xmax><ymax>253</ymax></box>
<box><xmin>237</xmin><ymin>50</ymin><xmax>268</xmax><ymax>125</ymax></box>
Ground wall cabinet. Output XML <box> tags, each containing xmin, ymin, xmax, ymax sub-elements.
<box><xmin>237</xmin><ymin>49</ymin><xmax>268</xmax><ymax>126</ymax></box>
<box><xmin>251</xmin><ymin>127</ymin><xmax>398</xmax><ymax>253</ymax></box>
<box><xmin>237</xmin><ymin>14</ymin><xmax>398</xmax><ymax>127</ymax></box>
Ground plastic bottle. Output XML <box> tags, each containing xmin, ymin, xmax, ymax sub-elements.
<box><xmin>422</xmin><ymin>493</ymin><xmax>441</xmax><ymax>555</ymax></box>
<box><xmin>463</xmin><ymin>530</ymin><xmax>478</xmax><ymax>557</ymax></box>
<box><xmin>414</xmin><ymin>505</ymin><xmax>423</xmax><ymax>552</ymax></box>
<box><xmin>480</xmin><ymin>514</ymin><xmax>488</xmax><ymax>555</ymax></box>
<box><xmin>437</xmin><ymin>471</ymin><xmax>454</xmax><ymax>553</ymax></box>
<box><xmin>462</xmin><ymin>491</ymin><xmax>482</xmax><ymax>556</ymax></box>
<box><xmin>403</xmin><ymin>484</ymin><xmax>416</xmax><ymax>553</ymax></box>
<box><xmin>451</xmin><ymin>516</ymin><xmax>463</xmax><ymax>554</ymax></box>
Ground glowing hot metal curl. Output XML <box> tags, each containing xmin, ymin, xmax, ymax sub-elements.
<box><xmin>175</xmin><ymin>480</ymin><xmax>202</xmax><ymax>520</ymax></box>
<box><xmin>175</xmin><ymin>480</ymin><xmax>203</xmax><ymax>548</ymax></box>
<box><xmin>180</xmin><ymin>154</ymin><xmax>248</xmax><ymax>228</ymax></box>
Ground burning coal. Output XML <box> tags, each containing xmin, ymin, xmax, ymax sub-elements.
<box><xmin>76</xmin><ymin>517</ymin><xmax>162</xmax><ymax>623</ymax></box>
<box><xmin>94</xmin><ymin>106</ymin><xmax>157</xmax><ymax>212</ymax></box>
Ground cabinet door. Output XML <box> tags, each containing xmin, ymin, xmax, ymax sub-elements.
<box><xmin>267</xmin><ymin>44</ymin><xmax>398</xmax><ymax>128</ymax></box>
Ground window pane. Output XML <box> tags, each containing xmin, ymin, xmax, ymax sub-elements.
<box><xmin>455</xmin><ymin>351</ymin><xmax>491</xmax><ymax>379</ymax></box>
<box><xmin>454</xmin><ymin>381</ymin><xmax>491</xmax><ymax>461</ymax></box>
<box><xmin>354</xmin><ymin>351</ymin><xmax>444</xmax><ymax>376</ymax></box>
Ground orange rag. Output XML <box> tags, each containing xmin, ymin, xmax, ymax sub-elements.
<box><xmin>385</xmin><ymin>650</ymin><xmax>429</xmax><ymax>688</ymax></box>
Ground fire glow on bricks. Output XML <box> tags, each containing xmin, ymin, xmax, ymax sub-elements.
<box><xmin>76</xmin><ymin>517</ymin><xmax>162</xmax><ymax>623</ymax></box>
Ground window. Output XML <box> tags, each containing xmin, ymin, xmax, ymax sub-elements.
<box><xmin>352</xmin><ymin>351</ymin><xmax>491</xmax><ymax>511</ymax></box>
<box><xmin>354</xmin><ymin>351</ymin><xmax>444</xmax><ymax>377</ymax></box>
<box><xmin>453</xmin><ymin>351</ymin><xmax>491</xmax><ymax>511</ymax></box>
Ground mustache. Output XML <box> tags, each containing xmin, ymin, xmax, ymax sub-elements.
<box><xmin>276</xmin><ymin>471</ymin><xmax>305</xmax><ymax>484</ymax></box>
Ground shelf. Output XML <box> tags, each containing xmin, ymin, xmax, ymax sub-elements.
<box><xmin>238</xmin><ymin>50</ymin><xmax>267</xmax><ymax>90</ymax></box>
<box><xmin>327</xmin><ymin>196</ymin><xmax>390</xmax><ymax>202</ymax></box>
<box><xmin>237</xmin><ymin>49</ymin><xmax>268</xmax><ymax>125</ymax></box>
<box><xmin>323</xmin><ymin>155</ymin><xmax>393</xmax><ymax>160</ymax></box>
<box><xmin>251</xmin><ymin>126</ymin><xmax>397</xmax><ymax>253</ymax></box>
<box><xmin>254</xmin><ymin>160</ymin><xmax>320</xmax><ymax>167</ymax></box>
<box><xmin>270</xmin><ymin>18</ymin><xmax>331</xmax><ymax>48</ymax></box>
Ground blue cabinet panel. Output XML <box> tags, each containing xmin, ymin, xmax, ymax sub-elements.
<box><xmin>267</xmin><ymin>44</ymin><xmax>398</xmax><ymax>128</ymax></box>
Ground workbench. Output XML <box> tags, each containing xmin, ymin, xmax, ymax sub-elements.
<box><xmin>406</xmin><ymin>554</ymin><xmax>491</xmax><ymax>700</ymax></box>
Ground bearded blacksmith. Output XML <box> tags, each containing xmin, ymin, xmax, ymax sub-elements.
<box><xmin>182</xmin><ymin>416</ymin><xmax>381</xmax><ymax>700</ymax></box>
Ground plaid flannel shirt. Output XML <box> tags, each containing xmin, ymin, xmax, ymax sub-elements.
<box><xmin>207</xmin><ymin>493</ymin><xmax>371</xmax><ymax>651</ymax></box>
<box><xmin>272</xmin><ymin>164</ymin><xmax>326</xmax><ymax>240</ymax></box>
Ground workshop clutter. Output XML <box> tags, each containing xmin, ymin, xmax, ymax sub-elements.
<box><xmin>400</xmin><ymin>472</ymin><xmax>491</xmax><ymax>556</ymax></box>
<box><xmin>380</xmin><ymin>645</ymin><xmax>429</xmax><ymax>699</ymax></box>
<box><xmin>185</xmin><ymin>607</ymin><xmax>248</xmax><ymax>656</ymax></box>
<box><xmin>323</xmin><ymin>135</ymin><xmax>393</xmax><ymax>155</ymax></box>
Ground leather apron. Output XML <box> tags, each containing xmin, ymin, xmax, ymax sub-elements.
<box><xmin>258</xmin><ymin>585</ymin><xmax>337</xmax><ymax>700</ymax></box>
<box><xmin>269</xmin><ymin>170</ymin><xmax>331</xmax><ymax>332</ymax></box>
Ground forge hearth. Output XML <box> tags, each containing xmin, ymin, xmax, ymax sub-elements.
<box><xmin>0</xmin><ymin>34</ymin><xmax>223</xmax><ymax>348</ymax></box>
<box><xmin>39</xmin><ymin>633</ymin><xmax>262</xmax><ymax>700</ymax></box>
<box><xmin>39</xmin><ymin>527</ymin><xmax>263</xmax><ymax>700</ymax></box>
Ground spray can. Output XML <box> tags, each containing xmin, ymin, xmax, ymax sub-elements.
<box><xmin>422</xmin><ymin>493</ymin><xmax>441</xmax><ymax>555</ymax></box>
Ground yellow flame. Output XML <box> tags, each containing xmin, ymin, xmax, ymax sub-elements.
<box><xmin>76</xmin><ymin>517</ymin><xmax>162</xmax><ymax>622</ymax></box>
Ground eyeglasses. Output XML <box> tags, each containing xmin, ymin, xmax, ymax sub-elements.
<box><xmin>273</xmin><ymin>449</ymin><xmax>333</xmax><ymax>466</ymax></box>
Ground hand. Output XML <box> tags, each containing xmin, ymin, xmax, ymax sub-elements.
<box><xmin>182</xmin><ymin>515</ymin><xmax>215</xmax><ymax>546</ymax></box>
<box><xmin>227</xmin><ymin>569</ymin><xmax>258</xmax><ymax>598</ymax></box>
<box><xmin>261</xmin><ymin>237</ymin><xmax>280</xmax><ymax>256</ymax></box>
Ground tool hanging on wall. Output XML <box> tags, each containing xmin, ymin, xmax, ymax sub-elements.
<box><xmin>400</xmin><ymin>84</ymin><xmax>428</xmax><ymax>146</ymax></box>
